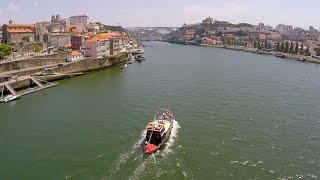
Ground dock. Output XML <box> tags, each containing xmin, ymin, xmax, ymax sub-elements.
<box><xmin>0</xmin><ymin>76</ymin><xmax>58</xmax><ymax>103</ymax></box>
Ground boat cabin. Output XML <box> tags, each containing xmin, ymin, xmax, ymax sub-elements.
<box><xmin>146</xmin><ymin>123</ymin><xmax>165</xmax><ymax>146</ymax></box>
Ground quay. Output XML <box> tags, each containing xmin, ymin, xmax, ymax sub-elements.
<box><xmin>0</xmin><ymin>76</ymin><xmax>58</xmax><ymax>102</ymax></box>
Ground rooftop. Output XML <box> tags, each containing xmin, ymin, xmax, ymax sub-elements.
<box><xmin>69</xmin><ymin>51</ymin><xmax>82</xmax><ymax>56</ymax></box>
<box><xmin>7</xmin><ymin>30</ymin><xmax>33</xmax><ymax>33</ymax></box>
<box><xmin>6</xmin><ymin>24</ymin><xmax>34</xmax><ymax>28</ymax></box>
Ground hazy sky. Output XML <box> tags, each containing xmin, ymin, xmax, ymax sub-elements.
<box><xmin>0</xmin><ymin>0</ymin><xmax>319</xmax><ymax>29</ymax></box>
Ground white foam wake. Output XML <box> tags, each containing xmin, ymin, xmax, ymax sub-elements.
<box><xmin>129</xmin><ymin>120</ymin><xmax>181</xmax><ymax>179</ymax></box>
<box><xmin>108</xmin><ymin>129</ymin><xmax>146</xmax><ymax>176</ymax></box>
<box><xmin>159</xmin><ymin>119</ymin><xmax>181</xmax><ymax>156</ymax></box>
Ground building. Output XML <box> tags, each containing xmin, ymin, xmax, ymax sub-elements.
<box><xmin>87</xmin><ymin>22</ymin><xmax>100</xmax><ymax>32</ymax></box>
<box><xmin>34</xmin><ymin>21</ymin><xmax>50</xmax><ymax>42</ymax></box>
<box><xmin>202</xmin><ymin>16</ymin><xmax>213</xmax><ymax>24</ymax></box>
<box><xmin>83</xmin><ymin>36</ymin><xmax>110</xmax><ymax>58</ymax></box>
<box><xmin>2</xmin><ymin>22</ymin><xmax>35</xmax><ymax>44</ymax></box>
<box><xmin>309</xmin><ymin>26</ymin><xmax>318</xmax><ymax>34</ymax></box>
<box><xmin>265</xmin><ymin>25</ymin><xmax>273</xmax><ymax>31</ymax></box>
<box><xmin>0</xmin><ymin>30</ymin><xmax>2</xmax><ymax>42</ymax></box>
<box><xmin>49</xmin><ymin>34</ymin><xmax>71</xmax><ymax>48</ymax></box>
<box><xmin>71</xmin><ymin>34</ymin><xmax>85</xmax><ymax>50</ymax></box>
<box><xmin>67</xmin><ymin>51</ymin><xmax>83</xmax><ymax>62</ymax></box>
<box><xmin>258</xmin><ymin>23</ymin><xmax>265</xmax><ymax>30</ymax></box>
<box><xmin>275</xmin><ymin>24</ymin><xmax>293</xmax><ymax>33</ymax></box>
<box><xmin>70</xmin><ymin>15</ymin><xmax>89</xmax><ymax>25</ymax></box>
<box><xmin>110</xmin><ymin>38</ymin><xmax>120</xmax><ymax>55</ymax></box>
<box><xmin>49</xmin><ymin>15</ymin><xmax>67</xmax><ymax>33</ymax></box>
<box><xmin>184</xmin><ymin>31</ymin><xmax>195</xmax><ymax>41</ymax></box>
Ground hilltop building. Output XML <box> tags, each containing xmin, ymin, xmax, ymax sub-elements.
<box><xmin>202</xmin><ymin>16</ymin><xmax>213</xmax><ymax>25</ymax></box>
<box><xmin>2</xmin><ymin>21</ymin><xmax>35</xmax><ymax>44</ymax></box>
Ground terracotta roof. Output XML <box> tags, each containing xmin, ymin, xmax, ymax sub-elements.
<box><xmin>64</xmin><ymin>43</ymin><xmax>71</xmax><ymax>48</ymax></box>
<box><xmin>85</xmin><ymin>35</ymin><xmax>110</xmax><ymax>43</ymax></box>
<box><xmin>69</xmin><ymin>51</ymin><xmax>82</xmax><ymax>56</ymax></box>
<box><xmin>8</xmin><ymin>30</ymin><xmax>33</xmax><ymax>33</ymax></box>
<box><xmin>85</xmin><ymin>37</ymin><xmax>98</xmax><ymax>43</ymax></box>
<box><xmin>7</xmin><ymin>24</ymin><xmax>34</xmax><ymax>27</ymax></box>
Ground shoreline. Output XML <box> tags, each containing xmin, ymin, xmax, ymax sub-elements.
<box><xmin>163</xmin><ymin>41</ymin><xmax>320</xmax><ymax>64</ymax></box>
<box><xmin>200</xmin><ymin>44</ymin><xmax>320</xmax><ymax>64</ymax></box>
<box><xmin>0</xmin><ymin>53</ymin><xmax>128</xmax><ymax>95</ymax></box>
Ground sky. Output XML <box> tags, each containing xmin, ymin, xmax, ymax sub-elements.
<box><xmin>0</xmin><ymin>0</ymin><xmax>319</xmax><ymax>29</ymax></box>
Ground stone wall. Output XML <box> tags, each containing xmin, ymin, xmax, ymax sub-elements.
<box><xmin>52</xmin><ymin>52</ymin><xmax>127</xmax><ymax>74</ymax></box>
<box><xmin>0</xmin><ymin>56</ymin><xmax>66</xmax><ymax>73</ymax></box>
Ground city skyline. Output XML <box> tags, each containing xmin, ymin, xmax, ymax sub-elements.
<box><xmin>0</xmin><ymin>0</ymin><xmax>320</xmax><ymax>29</ymax></box>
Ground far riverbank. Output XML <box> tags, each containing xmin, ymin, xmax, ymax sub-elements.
<box><xmin>201</xmin><ymin>44</ymin><xmax>320</xmax><ymax>64</ymax></box>
<box><xmin>163</xmin><ymin>41</ymin><xmax>320</xmax><ymax>64</ymax></box>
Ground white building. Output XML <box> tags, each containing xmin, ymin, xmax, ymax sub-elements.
<box><xmin>67</xmin><ymin>51</ymin><xmax>83</xmax><ymax>62</ymax></box>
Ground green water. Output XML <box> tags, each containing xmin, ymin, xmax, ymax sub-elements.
<box><xmin>0</xmin><ymin>41</ymin><xmax>320</xmax><ymax>179</ymax></box>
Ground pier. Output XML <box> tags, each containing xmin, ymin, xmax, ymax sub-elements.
<box><xmin>0</xmin><ymin>76</ymin><xmax>58</xmax><ymax>102</ymax></box>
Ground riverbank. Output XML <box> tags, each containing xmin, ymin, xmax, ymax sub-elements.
<box><xmin>0</xmin><ymin>52</ymin><xmax>127</xmax><ymax>93</ymax></box>
<box><xmin>199</xmin><ymin>44</ymin><xmax>320</xmax><ymax>64</ymax></box>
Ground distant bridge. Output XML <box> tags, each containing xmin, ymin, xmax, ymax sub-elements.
<box><xmin>125</xmin><ymin>27</ymin><xmax>180</xmax><ymax>30</ymax></box>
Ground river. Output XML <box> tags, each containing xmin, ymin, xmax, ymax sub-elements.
<box><xmin>0</xmin><ymin>41</ymin><xmax>320</xmax><ymax>179</ymax></box>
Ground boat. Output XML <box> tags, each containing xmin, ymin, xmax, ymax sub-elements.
<box><xmin>120</xmin><ymin>64</ymin><xmax>128</xmax><ymax>69</ymax></box>
<box><xmin>275</xmin><ymin>53</ymin><xmax>286</xmax><ymax>58</ymax></box>
<box><xmin>142</xmin><ymin>56</ymin><xmax>145</xmax><ymax>61</ymax></box>
<box><xmin>4</xmin><ymin>94</ymin><xmax>20</xmax><ymax>103</ymax></box>
<box><xmin>144</xmin><ymin>107</ymin><xmax>174</xmax><ymax>154</ymax></box>
<box><xmin>128</xmin><ymin>59</ymin><xmax>135</xmax><ymax>64</ymax></box>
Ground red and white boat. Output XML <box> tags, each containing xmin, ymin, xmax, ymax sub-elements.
<box><xmin>144</xmin><ymin>107</ymin><xmax>174</xmax><ymax>154</ymax></box>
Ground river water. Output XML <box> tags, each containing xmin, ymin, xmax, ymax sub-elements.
<box><xmin>0</xmin><ymin>41</ymin><xmax>320</xmax><ymax>179</ymax></box>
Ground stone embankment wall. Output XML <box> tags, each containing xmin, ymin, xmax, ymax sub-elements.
<box><xmin>2</xmin><ymin>53</ymin><xmax>127</xmax><ymax>92</ymax></box>
<box><xmin>52</xmin><ymin>52</ymin><xmax>127</xmax><ymax>74</ymax></box>
<box><xmin>0</xmin><ymin>53</ymin><xmax>67</xmax><ymax>73</ymax></box>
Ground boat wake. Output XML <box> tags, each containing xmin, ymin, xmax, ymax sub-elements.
<box><xmin>107</xmin><ymin>120</ymin><xmax>181</xmax><ymax>179</ymax></box>
<box><xmin>107</xmin><ymin>129</ymin><xmax>146</xmax><ymax>177</ymax></box>
<box><xmin>129</xmin><ymin>120</ymin><xmax>181</xmax><ymax>179</ymax></box>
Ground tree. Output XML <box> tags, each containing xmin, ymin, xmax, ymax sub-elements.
<box><xmin>305</xmin><ymin>46</ymin><xmax>310</xmax><ymax>55</ymax></box>
<box><xmin>294</xmin><ymin>42</ymin><xmax>299</xmax><ymax>54</ymax></box>
<box><xmin>265</xmin><ymin>41</ymin><xmax>268</xmax><ymax>49</ymax></box>
<box><xmin>258</xmin><ymin>42</ymin><xmax>263</xmax><ymax>49</ymax></box>
<box><xmin>284</xmin><ymin>42</ymin><xmax>289</xmax><ymax>53</ymax></box>
<box><xmin>33</xmin><ymin>44</ymin><xmax>42</xmax><ymax>55</ymax></box>
<box><xmin>276</xmin><ymin>42</ymin><xmax>280</xmax><ymax>52</ymax></box>
<box><xmin>254</xmin><ymin>41</ymin><xmax>257</xmax><ymax>48</ymax></box>
<box><xmin>289</xmin><ymin>42</ymin><xmax>294</xmax><ymax>53</ymax></box>
<box><xmin>0</xmin><ymin>43</ymin><xmax>12</xmax><ymax>59</ymax></box>
<box><xmin>315</xmin><ymin>48</ymin><xmax>320</xmax><ymax>56</ymax></box>
<box><xmin>300</xmin><ymin>44</ymin><xmax>304</xmax><ymax>54</ymax></box>
<box><xmin>244</xmin><ymin>41</ymin><xmax>247</xmax><ymax>47</ymax></box>
<box><xmin>280</xmin><ymin>42</ymin><xmax>285</xmax><ymax>52</ymax></box>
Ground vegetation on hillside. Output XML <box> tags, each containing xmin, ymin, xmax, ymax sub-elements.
<box><xmin>0</xmin><ymin>43</ymin><xmax>12</xmax><ymax>59</ymax></box>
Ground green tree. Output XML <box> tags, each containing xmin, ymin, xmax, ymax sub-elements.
<box><xmin>284</xmin><ymin>42</ymin><xmax>289</xmax><ymax>53</ymax></box>
<box><xmin>254</xmin><ymin>41</ymin><xmax>257</xmax><ymax>48</ymax></box>
<box><xmin>244</xmin><ymin>41</ymin><xmax>247</xmax><ymax>47</ymax></box>
<box><xmin>315</xmin><ymin>48</ymin><xmax>320</xmax><ymax>56</ymax></box>
<box><xmin>259</xmin><ymin>42</ymin><xmax>263</xmax><ymax>49</ymax></box>
<box><xmin>0</xmin><ymin>43</ymin><xmax>12</xmax><ymax>59</ymax></box>
<box><xmin>294</xmin><ymin>42</ymin><xmax>299</xmax><ymax>54</ymax></box>
<box><xmin>305</xmin><ymin>46</ymin><xmax>310</xmax><ymax>55</ymax></box>
<box><xmin>289</xmin><ymin>42</ymin><xmax>294</xmax><ymax>53</ymax></box>
<box><xmin>300</xmin><ymin>44</ymin><xmax>304</xmax><ymax>54</ymax></box>
<box><xmin>280</xmin><ymin>42</ymin><xmax>285</xmax><ymax>52</ymax></box>
<box><xmin>276</xmin><ymin>42</ymin><xmax>280</xmax><ymax>52</ymax></box>
<box><xmin>265</xmin><ymin>41</ymin><xmax>268</xmax><ymax>49</ymax></box>
<box><xmin>33</xmin><ymin>44</ymin><xmax>42</xmax><ymax>55</ymax></box>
